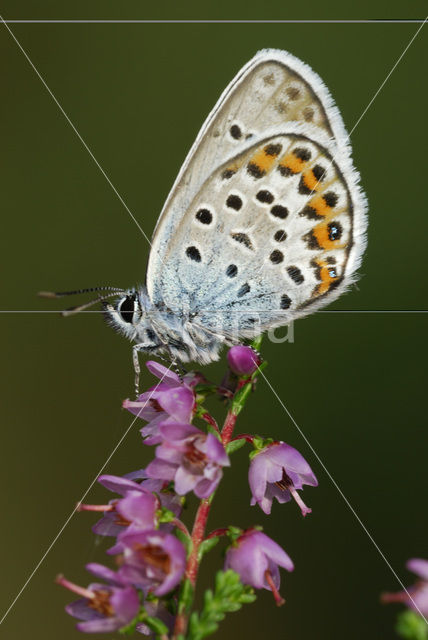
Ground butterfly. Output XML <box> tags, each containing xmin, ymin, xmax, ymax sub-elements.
<box><xmin>43</xmin><ymin>49</ymin><xmax>367</xmax><ymax>373</ymax></box>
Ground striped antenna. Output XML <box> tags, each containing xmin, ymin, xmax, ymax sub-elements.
<box><xmin>38</xmin><ymin>286</ymin><xmax>125</xmax><ymax>298</ymax></box>
<box><xmin>38</xmin><ymin>286</ymin><xmax>126</xmax><ymax>316</ymax></box>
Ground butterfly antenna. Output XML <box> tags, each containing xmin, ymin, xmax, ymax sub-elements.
<box><xmin>38</xmin><ymin>287</ymin><xmax>126</xmax><ymax>317</ymax></box>
<box><xmin>38</xmin><ymin>286</ymin><xmax>125</xmax><ymax>298</ymax></box>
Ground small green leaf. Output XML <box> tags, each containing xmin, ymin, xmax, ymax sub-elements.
<box><xmin>145</xmin><ymin>616</ymin><xmax>169</xmax><ymax>635</ymax></box>
<box><xmin>396</xmin><ymin>610</ymin><xmax>428</xmax><ymax>640</ymax></box>
<box><xmin>157</xmin><ymin>506</ymin><xmax>175</xmax><ymax>523</ymax></box>
<box><xmin>187</xmin><ymin>570</ymin><xmax>256</xmax><ymax>640</ymax></box>
<box><xmin>119</xmin><ymin>603</ymin><xmax>170</xmax><ymax>637</ymax></box>
<box><xmin>119</xmin><ymin>618</ymin><xmax>139</xmax><ymax>635</ymax></box>
<box><xmin>177</xmin><ymin>578</ymin><xmax>195</xmax><ymax>616</ymax></box>
<box><xmin>252</xmin><ymin>435</ymin><xmax>264</xmax><ymax>449</ymax></box>
<box><xmin>175</xmin><ymin>528</ymin><xmax>192</xmax><ymax>554</ymax></box>
<box><xmin>250</xmin><ymin>335</ymin><xmax>263</xmax><ymax>351</ymax></box>
<box><xmin>206</xmin><ymin>424</ymin><xmax>222</xmax><ymax>441</ymax></box>
<box><xmin>225</xmin><ymin>526</ymin><xmax>243</xmax><ymax>544</ymax></box>
<box><xmin>194</xmin><ymin>383</ymin><xmax>218</xmax><ymax>396</ymax></box>
<box><xmin>240</xmin><ymin>591</ymin><xmax>257</xmax><ymax>604</ymax></box>
<box><xmin>198</xmin><ymin>536</ymin><xmax>220</xmax><ymax>560</ymax></box>
<box><xmin>226</xmin><ymin>438</ymin><xmax>246</xmax><ymax>454</ymax></box>
<box><xmin>249</xmin><ymin>436</ymin><xmax>275</xmax><ymax>459</ymax></box>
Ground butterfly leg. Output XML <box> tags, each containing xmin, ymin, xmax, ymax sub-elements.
<box><xmin>132</xmin><ymin>344</ymin><xmax>142</xmax><ymax>397</ymax></box>
<box><xmin>132</xmin><ymin>342</ymin><xmax>155</xmax><ymax>397</ymax></box>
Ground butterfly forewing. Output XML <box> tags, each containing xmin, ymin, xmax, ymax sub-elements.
<box><xmin>147</xmin><ymin>49</ymin><xmax>354</xmax><ymax>304</ymax></box>
<box><xmin>153</xmin><ymin>131</ymin><xmax>362</xmax><ymax>337</ymax></box>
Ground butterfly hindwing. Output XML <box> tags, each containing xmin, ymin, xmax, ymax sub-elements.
<box><xmin>153</xmin><ymin>130</ymin><xmax>366</xmax><ymax>337</ymax></box>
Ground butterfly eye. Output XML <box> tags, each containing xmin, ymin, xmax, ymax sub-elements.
<box><xmin>118</xmin><ymin>295</ymin><xmax>136</xmax><ymax>323</ymax></box>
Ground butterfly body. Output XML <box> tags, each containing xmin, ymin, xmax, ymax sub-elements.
<box><xmin>103</xmin><ymin>49</ymin><xmax>367</xmax><ymax>366</ymax></box>
<box><xmin>105</xmin><ymin>287</ymin><xmax>231</xmax><ymax>364</ymax></box>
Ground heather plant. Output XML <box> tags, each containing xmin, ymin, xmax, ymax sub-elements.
<box><xmin>382</xmin><ymin>559</ymin><xmax>428</xmax><ymax>640</ymax></box>
<box><xmin>57</xmin><ymin>340</ymin><xmax>319</xmax><ymax>638</ymax></box>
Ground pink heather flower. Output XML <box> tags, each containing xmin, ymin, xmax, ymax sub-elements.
<box><xmin>146</xmin><ymin>422</ymin><xmax>230</xmax><ymax>498</ymax></box>
<box><xmin>58</xmin><ymin>565</ymin><xmax>139</xmax><ymax>633</ymax></box>
<box><xmin>249</xmin><ymin>442</ymin><xmax>318</xmax><ymax>516</ymax></box>
<box><xmin>123</xmin><ymin>361</ymin><xmax>195</xmax><ymax>445</ymax></box>
<box><xmin>227</xmin><ymin>345</ymin><xmax>260</xmax><ymax>376</ymax></box>
<box><xmin>381</xmin><ymin>558</ymin><xmax>428</xmax><ymax>616</ymax></box>
<box><xmin>121</xmin><ymin>469</ymin><xmax>183</xmax><ymax>517</ymax></box>
<box><xmin>87</xmin><ymin>475</ymin><xmax>158</xmax><ymax>538</ymax></box>
<box><xmin>225</xmin><ymin>529</ymin><xmax>294</xmax><ymax>606</ymax></box>
<box><xmin>118</xmin><ymin>530</ymin><xmax>186</xmax><ymax>596</ymax></box>
<box><xmin>80</xmin><ymin>473</ymin><xmax>181</xmax><ymax>540</ymax></box>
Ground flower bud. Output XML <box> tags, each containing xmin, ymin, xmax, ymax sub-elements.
<box><xmin>227</xmin><ymin>346</ymin><xmax>260</xmax><ymax>376</ymax></box>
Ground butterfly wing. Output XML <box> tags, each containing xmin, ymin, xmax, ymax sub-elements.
<box><xmin>147</xmin><ymin>48</ymin><xmax>355</xmax><ymax>303</ymax></box>
<box><xmin>150</xmin><ymin>128</ymin><xmax>366</xmax><ymax>337</ymax></box>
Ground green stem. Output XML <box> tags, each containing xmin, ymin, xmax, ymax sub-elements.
<box><xmin>172</xmin><ymin>364</ymin><xmax>259</xmax><ymax>639</ymax></box>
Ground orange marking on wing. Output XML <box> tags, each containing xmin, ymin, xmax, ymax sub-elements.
<box><xmin>249</xmin><ymin>147</ymin><xmax>278</xmax><ymax>174</ymax></box>
<box><xmin>313</xmin><ymin>259</ymin><xmax>340</xmax><ymax>295</ymax></box>
<box><xmin>278</xmin><ymin>152</ymin><xmax>306</xmax><ymax>174</ymax></box>
<box><xmin>312</xmin><ymin>223</ymin><xmax>345</xmax><ymax>251</ymax></box>
<box><xmin>313</xmin><ymin>224</ymin><xmax>334</xmax><ymax>250</ymax></box>
<box><xmin>301</xmin><ymin>169</ymin><xmax>320</xmax><ymax>192</ymax></box>
<box><xmin>308</xmin><ymin>195</ymin><xmax>331</xmax><ymax>217</ymax></box>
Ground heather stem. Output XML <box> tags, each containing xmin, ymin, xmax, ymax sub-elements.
<box><xmin>185</xmin><ymin>499</ymin><xmax>212</xmax><ymax>587</ymax></box>
<box><xmin>221</xmin><ymin>409</ymin><xmax>238</xmax><ymax>446</ymax></box>
<box><xmin>172</xmin><ymin>499</ymin><xmax>211</xmax><ymax>638</ymax></box>
<box><xmin>172</xmin><ymin>364</ymin><xmax>259</xmax><ymax>638</ymax></box>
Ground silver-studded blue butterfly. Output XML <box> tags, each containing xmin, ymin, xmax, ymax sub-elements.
<box><xmin>44</xmin><ymin>49</ymin><xmax>367</xmax><ymax>375</ymax></box>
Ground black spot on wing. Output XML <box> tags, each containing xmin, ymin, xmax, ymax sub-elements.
<box><xmin>237</xmin><ymin>283</ymin><xmax>251</xmax><ymax>297</ymax></box>
<box><xmin>186</xmin><ymin>246</ymin><xmax>201</xmax><ymax>262</ymax></box>
<box><xmin>256</xmin><ymin>190</ymin><xmax>274</xmax><ymax>204</ymax></box>
<box><xmin>293</xmin><ymin>147</ymin><xmax>311</xmax><ymax>161</ymax></box>
<box><xmin>300</xmin><ymin>205</ymin><xmax>322</xmax><ymax>220</ymax></box>
<box><xmin>303</xmin><ymin>230</ymin><xmax>321</xmax><ymax>250</ymax></box>
<box><xmin>195</xmin><ymin>208</ymin><xmax>213</xmax><ymax>224</ymax></box>
<box><xmin>270</xmin><ymin>250</ymin><xmax>284</xmax><ymax>264</ymax></box>
<box><xmin>274</xmin><ymin>230</ymin><xmax>287</xmax><ymax>242</ymax></box>
<box><xmin>230</xmin><ymin>124</ymin><xmax>242</xmax><ymax>139</ymax></box>
<box><xmin>226</xmin><ymin>264</ymin><xmax>238</xmax><ymax>278</ymax></box>
<box><xmin>270</xmin><ymin>205</ymin><xmax>288</xmax><ymax>219</ymax></box>
<box><xmin>221</xmin><ymin>168</ymin><xmax>237</xmax><ymax>180</ymax></box>
<box><xmin>231</xmin><ymin>233</ymin><xmax>254</xmax><ymax>250</ymax></box>
<box><xmin>226</xmin><ymin>194</ymin><xmax>243</xmax><ymax>211</ymax></box>
<box><xmin>287</xmin><ymin>266</ymin><xmax>304</xmax><ymax>284</ymax></box>
<box><xmin>312</xmin><ymin>165</ymin><xmax>327</xmax><ymax>181</ymax></box>
<box><xmin>328</xmin><ymin>221</ymin><xmax>343</xmax><ymax>241</ymax></box>
<box><xmin>247</xmin><ymin>163</ymin><xmax>265</xmax><ymax>179</ymax></box>
<box><xmin>264</xmin><ymin>143</ymin><xmax>282</xmax><ymax>157</ymax></box>
<box><xmin>280</xmin><ymin>294</ymin><xmax>292</xmax><ymax>309</ymax></box>
<box><xmin>323</xmin><ymin>191</ymin><xmax>339</xmax><ymax>208</ymax></box>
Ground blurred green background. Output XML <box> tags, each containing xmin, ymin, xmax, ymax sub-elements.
<box><xmin>1</xmin><ymin>2</ymin><xmax>427</xmax><ymax>639</ymax></box>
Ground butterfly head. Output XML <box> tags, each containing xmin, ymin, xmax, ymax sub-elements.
<box><xmin>39</xmin><ymin>285</ymin><xmax>154</xmax><ymax>342</ymax></box>
<box><xmin>103</xmin><ymin>287</ymin><xmax>154</xmax><ymax>340</ymax></box>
